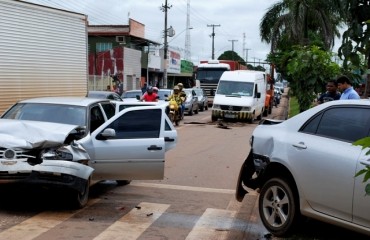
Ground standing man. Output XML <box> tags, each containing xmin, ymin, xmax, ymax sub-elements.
<box><xmin>316</xmin><ymin>80</ymin><xmax>341</xmax><ymax>104</ymax></box>
<box><xmin>336</xmin><ymin>76</ymin><xmax>360</xmax><ymax>99</ymax></box>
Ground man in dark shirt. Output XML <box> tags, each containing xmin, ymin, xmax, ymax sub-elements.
<box><xmin>317</xmin><ymin>80</ymin><xmax>341</xmax><ymax>104</ymax></box>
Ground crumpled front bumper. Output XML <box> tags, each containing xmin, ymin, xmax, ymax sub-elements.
<box><xmin>0</xmin><ymin>160</ymin><xmax>94</xmax><ymax>192</ymax></box>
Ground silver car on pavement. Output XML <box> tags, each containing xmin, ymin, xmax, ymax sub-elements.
<box><xmin>236</xmin><ymin>99</ymin><xmax>370</xmax><ymax>237</ymax></box>
<box><xmin>0</xmin><ymin>97</ymin><xmax>177</xmax><ymax>208</ymax></box>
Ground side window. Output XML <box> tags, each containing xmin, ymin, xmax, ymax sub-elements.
<box><xmin>107</xmin><ymin>109</ymin><xmax>161</xmax><ymax>139</ymax></box>
<box><xmin>101</xmin><ymin>103</ymin><xmax>115</xmax><ymax>119</ymax></box>
<box><xmin>90</xmin><ymin>106</ymin><xmax>105</xmax><ymax>132</ymax></box>
<box><xmin>300</xmin><ymin>112</ymin><xmax>323</xmax><ymax>134</ymax></box>
<box><xmin>301</xmin><ymin>107</ymin><xmax>370</xmax><ymax>142</ymax></box>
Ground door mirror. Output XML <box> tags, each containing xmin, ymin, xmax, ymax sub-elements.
<box><xmin>97</xmin><ymin>128</ymin><xmax>116</xmax><ymax>140</ymax></box>
<box><xmin>256</xmin><ymin>92</ymin><xmax>261</xmax><ymax>98</ymax></box>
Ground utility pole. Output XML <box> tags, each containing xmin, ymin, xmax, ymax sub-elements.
<box><xmin>161</xmin><ymin>0</ymin><xmax>171</xmax><ymax>88</ymax></box>
<box><xmin>228</xmin><ymin>39</ymin><xmax>238</xmax><ymax>61</ymax></box>
<box><xmin>243</xmin><ymin>33</ymin><xmax>250</xmax><ymax>64</ymax></box>
<box><xmin>245</xmin><ymin>48</ymin><xmax>251</xmax><ymax>64</ymax></box>
<box><xmin>228</xmin><ymin>39</ymin><xmax>238</xmax><ymax>52</ymax></box>
<box><xmin>184</xmin><ymin>0</ymin><xmax>191</xmax><ymax>61</ymax></box>
<box><xmin>207</xmin><ymin>24</ymin><xmax>220</xmax><ymax>59</ymax></box>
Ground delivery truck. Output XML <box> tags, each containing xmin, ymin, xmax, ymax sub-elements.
<box><xmin>0</xmin><ymin>0</ymin><xmax>88</xmax><ymax>113</ymax></box>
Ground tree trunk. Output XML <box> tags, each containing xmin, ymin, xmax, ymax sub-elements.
<box><xmin>365</xmin><ymin>53</ymin><xmax>370</xmax><ymax>98</ymax></box>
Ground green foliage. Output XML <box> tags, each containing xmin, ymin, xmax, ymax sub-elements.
<box><xmin>353</xmin><ymin>137</ymin><xmax>370</xmax><ymax>195</ymax></box>
<box><xmin>218</xmin><ymin>51</ymin><xmax>246</xmax><ymax>65</ymax></box>
<box><xmin>338</xmin><ymin>1</ymin><xmax>370</xmax><ymax>71</ymax></box>
<box><xmin>286</xmin><ymin>45</ymin><xmax>340</xmax><ymax>112</ymax></box>
<box><xmin>288</xmin><ymin>96</ymin><xmax>299</xmax><ymax>118</ymax></box>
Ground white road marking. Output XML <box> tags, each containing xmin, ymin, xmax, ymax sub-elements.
<box><xmin>93</xmin><ymin>202</ymin><xmax>170</xmax><ymax>240</ymax></box>
<box><xmin>0</xmin><ymin>199</ymin><xmax>100</xmax><ymax>240</ymax></box>
<box><xmin>131</xmin><ymin>182</ymin><xmax>236</xmax><ymax>194</ymax></box>
<box><xmin>185</xmin><ymin>208</ymin><xmax>237</xmax><ymax>240</ymax></box>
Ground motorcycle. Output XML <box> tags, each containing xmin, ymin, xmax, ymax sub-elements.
<box><xmin>168</xmin><ymin>100</ymin><xmax>181</xmax><ymax>126</ymax></box>
<box><xmin>273</xmin><ymin>89</ymin><xmax>281</xmax><ymax>107</ymax></box>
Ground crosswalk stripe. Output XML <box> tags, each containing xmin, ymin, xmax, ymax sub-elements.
<box><xmin>185</xmin><ymin>208</ymin><xmax>237</xmax><ymax>240</ymax></box>
<box><xmin>0</xmin><ymin>199</ymin><xmax>100</xmax><ymax>240</ymax></box>
<box><xmin>93</xmin><ymin>202</ymin><xmax>170</xmax><ymax>240</ymax></box>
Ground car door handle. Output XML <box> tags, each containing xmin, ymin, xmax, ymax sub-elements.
<box><xmin>165</xmin><ymin>137</ymin><xmax>175</xmax><ymax>142</ymax></box>
<box><xmin>147</xmin><ymin>145</ymin><xmax>162</xmax><ymax>151</ymax></box>
<box><xmin>292</xmin><ymin>142</ymin><xmax>307</xmax><ymax>149</ymax></box>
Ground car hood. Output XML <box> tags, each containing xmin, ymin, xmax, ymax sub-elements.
<box><xmin>0</xmin><ymin>119</ymin><xmax>80</xmax><ymax>149</ymax></box>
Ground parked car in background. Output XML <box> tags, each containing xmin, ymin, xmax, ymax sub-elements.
<box><xmin>236</xmin><ymin>99</ymin><xmax>370</xmax><ymax>237</ymax></box>
<box><xmin>114</xmin><ymin>101</ymin><xmax>167</xmax><ymax>113</ymax></box>
<box><xmin>0</xmin><ymin>97</ymin><xmax>177</xmax><ymax>208</ymax></box>
<box><xmin>122</xmin><ymin>90</ymin><xmax>142</xmax><ymax>101</ymax></box>
<box><xmin>274</xmin><ymin>82</ymin><xmax>284</xmax><ymax>93</ymax></box>
<box><xmin>87</xmin><ymin>91</ymin><xmax>123</xmax><ymax>101</ymax></box>
<box><xmin>157</xmin><ymin>89</ymin><xmax>172</xmax><ymax>101</ymax></box>
<box><xmin>193</xmin><ymin>88</ymin><xmax>208</xmax><ymax>111</ymax></box>
<box><xmin>183</xmin><ymin>88</ymin><xmax>199</xmax><ymax>116</ymax></box>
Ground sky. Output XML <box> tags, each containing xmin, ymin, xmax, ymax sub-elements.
<box><xmin>22</xmin><ymin>0</ymin><xmax>292</xmax><ymax>66</ymax></box>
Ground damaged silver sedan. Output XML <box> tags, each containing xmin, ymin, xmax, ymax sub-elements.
<box><xmin>0</xmin><ymin>97</ymin><xmax>177</xmax><ymax>208</ymax></box>
<box><xmin>236</xmin><ymin>100</ymin><xmax>370</xmax><ymax>237</ymax></box>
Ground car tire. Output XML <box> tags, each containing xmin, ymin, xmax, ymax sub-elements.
<box><xmin>116</xmin><ymin>180</ymin><xmax>132</xmax><ymax>186</ymax></box>
<box><xmin>200</xmin><ymin>104</ymin><xmax>204</xmax><ymax>112</ymax></box>
<box><xmin>205</xmin><ymin>104</ymin><xmax>208</xmax><ymax>111</ymax></box>
<box><xmin>248</xmin><ymin>113</ymin><xmax>255</xmax><ymax>124</ymax></box>
<box><xmin>258</xmin><ymin>178</ymin><xmax>298</xmax><ymax>237</ymax></box>
<box><xmin>194</xmin><ymin>106</ymin><xmax>199</xmax><ymax>114</ymax></box>
<box><xmin>263</xmin><ymin>108</ymin><xmax>268</xmax><ymax>117</ymax></box>
<box><xmin>188</xmin><ymin>107</ymin><xmax>193</xmax><ymax>116</ymax></box>
<box><xmin>69</xmin><ymin>177</ymin><xmax>90</xmax><ymax>209</ymax></box>
<box><xmin>257</xmin><ymin>110</ymin><xmax>263</xmax><ymax>120</ymax></box>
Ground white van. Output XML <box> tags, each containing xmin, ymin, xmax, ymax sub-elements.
<box><xmin>211</xmin><ymin>70</ymin><xmax>266</xmax><ymax>123</ymax></box>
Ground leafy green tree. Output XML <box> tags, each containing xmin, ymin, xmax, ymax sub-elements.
<box><xmin>218</xmin><ymin>50</ymin><xmax>246</xmax><ymax>65</ymax></box>
<box><xmin>260</xmin><ymin>0</ymin><xmax>342</xmax><ymax>53</ymax></box>
<box><xmin>338</xmin><ymin>0</ymin><xmax>370</xmax><ymax>96</ymax></box>
<box><xmin>286</xmin><ymin>45</ymin><xmax>340</xmax><ymax>112</ymax></box>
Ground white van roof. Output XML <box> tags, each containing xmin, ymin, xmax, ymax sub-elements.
<box><xmin>220</xmin><ymin>70</ymin><xmax>265</xmax><ymax>82</ymax></box>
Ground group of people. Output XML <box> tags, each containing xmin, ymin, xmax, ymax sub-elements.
<box><xmin>140</xmin><ymin>82</ymin><xmax>187</xmax><ymax>116</ymax></box>
<box><xmin>316</xmin><ymin>75</ymin><xmax>360</xmax><ymax>105</ymax></box>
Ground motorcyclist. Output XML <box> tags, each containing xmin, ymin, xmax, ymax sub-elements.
<box><xmin>140</xmin><ymin>86</ymin><xmax>158</xmax><ymax>102</ymax></box>
<box><xmin>177</xmin><ymin>83</ymin><xmax>186</xmax><ymax>118</ymax></box>
<box><xmin>167</xmin><ymin>86</ymin><xmax>184</xmax><ymax>117</ymax></box>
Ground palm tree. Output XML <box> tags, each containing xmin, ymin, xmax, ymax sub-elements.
<box><xmin>260</xmin><ymin>0</ymin><xmax>343</xmax><ymax>53</ymax></box>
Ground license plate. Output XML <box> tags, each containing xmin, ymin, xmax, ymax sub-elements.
<box><xmin>224</xmin><ymin>114</ymin><xmax>236</xmax><ymax>118</ymax></box>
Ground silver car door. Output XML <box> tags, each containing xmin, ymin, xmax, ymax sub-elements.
<box><xmin>289</xmin><ymin>106</ymin><xmax>367</xmax><ymax>221</ymax></box>
<box><xmin>81</xmin><ymin>106</ymin><xmax>166</xmax><ymax>181</ymax></box>
<box><xmin>163</xmin><ymin>113</ymin><xmax>177</xmax><ymax>151</ymax></box>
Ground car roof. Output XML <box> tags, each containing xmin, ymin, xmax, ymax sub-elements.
<box><xmin>124</xmin><ymin>90</ymin><xmax>141</xmax><ymax>93</ymax></box>
<box><xmin>18</xmin><ymin>97</ymin><xmax>110</xmax><ymax>107</ymax></box>
<box><xmin>88</xmin><ymin>91</ymin><xmax>117</xmax><ymax>96</ymax></box>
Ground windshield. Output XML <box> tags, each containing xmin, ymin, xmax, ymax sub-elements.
<box><xmin>196</xmin><ymin>68</ymin><xmax>228</xmax><ymax>83</ymax></box>
<box><xmin>123</xmin><ymin>91</ymin><xmax>141</xmax><ymax>98</ymax></box>
<box><xmin>2</xmin><ymin>103</ymin><xmax>87</xmax><ymax>126</ymax></box>
<box><xmin>216</xmin><ymin>81</ymin><xmax>254</xmax><ymax>96</ymax></box>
